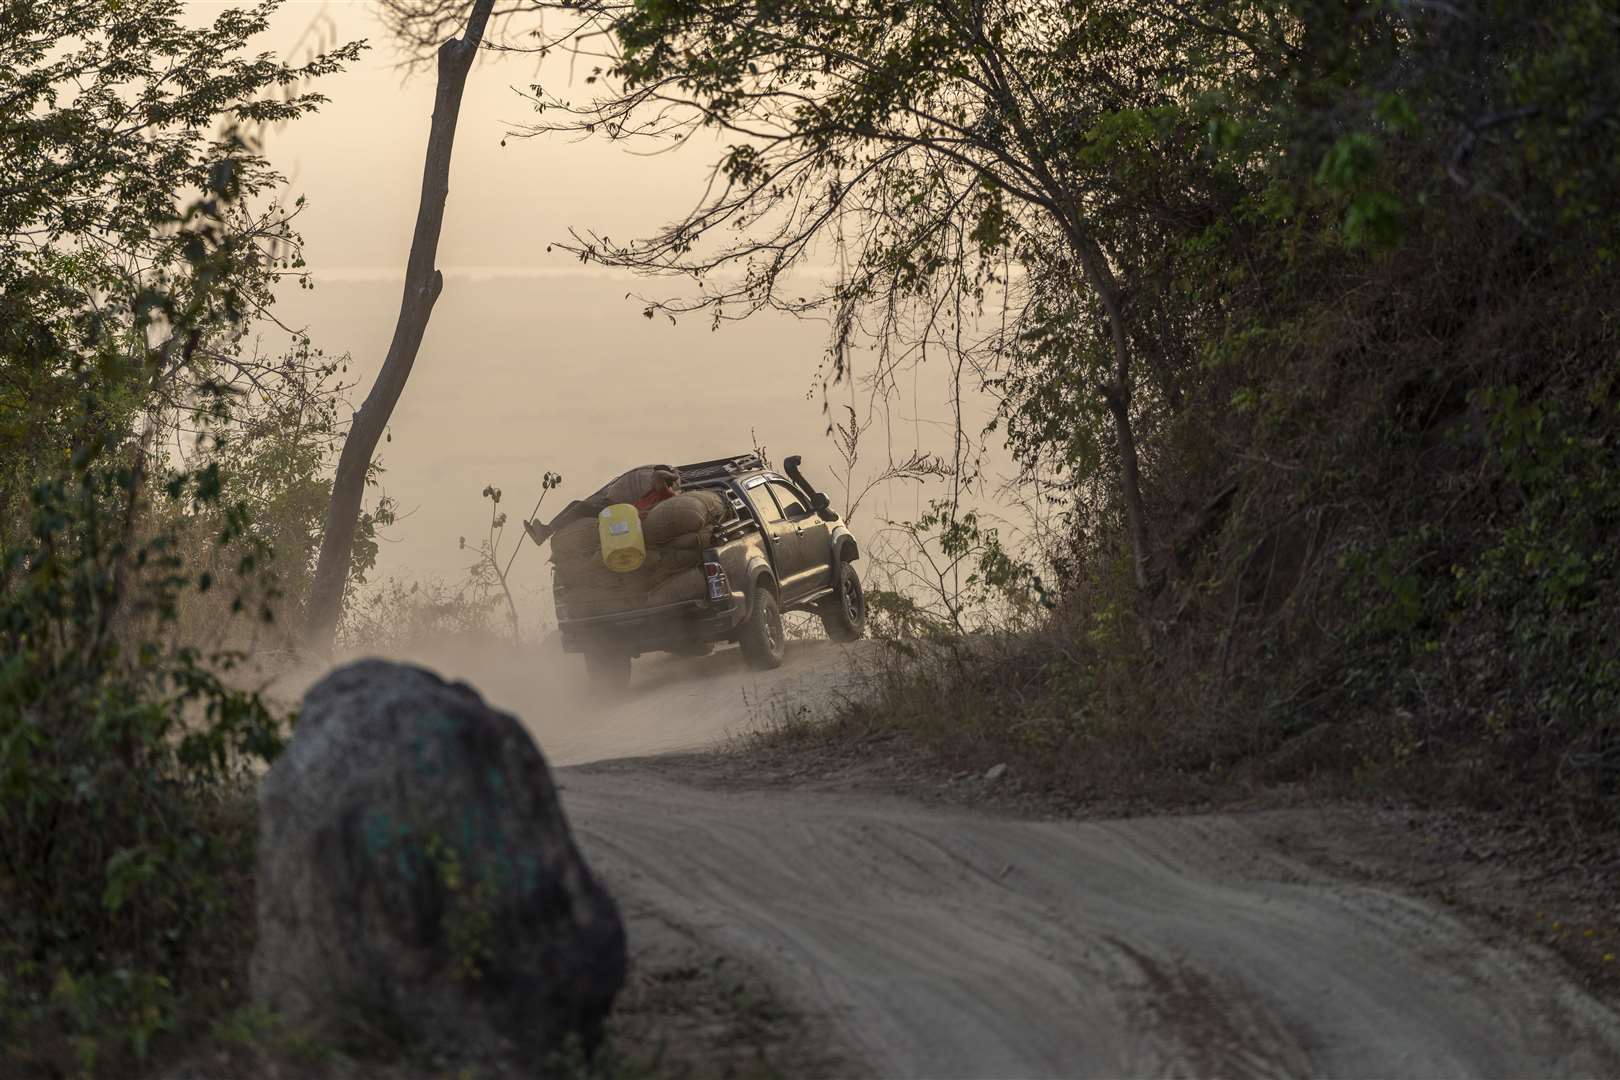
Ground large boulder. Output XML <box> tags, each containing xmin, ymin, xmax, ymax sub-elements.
<box><xmin>252</xmin><ymin>660</ymin><xmax>625</xmax><ymax>1063</ymax></box>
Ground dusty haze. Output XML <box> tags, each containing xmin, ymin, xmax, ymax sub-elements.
<box><xmin>215</xmin><ymin>0</ymin><xmax>1002</xmax><ymax>633</ymax></box>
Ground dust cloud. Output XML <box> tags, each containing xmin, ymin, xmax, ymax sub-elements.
<box><xmin>265</xmin><ymin>634</ymin><xmax>876</xmax><ymax>768</ymax></box>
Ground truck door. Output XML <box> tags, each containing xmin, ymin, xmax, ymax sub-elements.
<box><xmin>766</xmin><ymin>479</ymin><xmax>832</xmax><ymax>596</ymax></box>
<box><xmin>743</xmin><ymin>478</ymin><xmax>801</xmax><ymax>592</ymax></box>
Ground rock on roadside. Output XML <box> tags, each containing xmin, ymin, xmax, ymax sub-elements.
<box><xmin>252</xmin><ymin>659</ymin><xmax>625</xmax><ymax>1064</ymax></box>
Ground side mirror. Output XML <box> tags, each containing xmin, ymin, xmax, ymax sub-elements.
<box><xmin>811</xmin><ymin>492</ymin><xmax>837</xmax><ymax>521</ymax></box>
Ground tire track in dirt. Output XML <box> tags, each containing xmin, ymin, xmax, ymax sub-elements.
<box><xmin>560</xmin><ymin>772</ymin><xmax>1620</xmax><ymax>1078</ymax></box>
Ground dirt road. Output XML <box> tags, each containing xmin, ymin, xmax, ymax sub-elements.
<box><xmin>346</xmin><ymin>639</ymin><xmax>1620</xmax><ymax>1075</ymax></box>
<box><xmin>565</xmin><ymin>766</ymin><xmax>1620</xmax><ymax>1077</ymax></box>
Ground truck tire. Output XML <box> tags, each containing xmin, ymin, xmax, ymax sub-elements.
<box><xmin>738</xmin><ymin>586</ymin><xmax>786</xmax><ymax>670</ymax></box>
<box><xmin>820</xmin><ymin>562</ymin><xmax>866</xmax><ymax>641</ymax></box>
<box><xmin>583</xmin><ymin>650</ymin><xmax>631</xmax><ymax>688</ymax></box>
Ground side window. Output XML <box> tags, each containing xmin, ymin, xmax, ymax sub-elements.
<box><xmin>745</xmin><ymin>483</ymin><xmax>782</xmax><ymax>522</ymax></box>
<box><xmin>768</xmin><ymin>481</ymin><xmax>808</xmax><ymax>519</ymax></box>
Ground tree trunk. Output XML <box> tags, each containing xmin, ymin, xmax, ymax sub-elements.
<box><xmin>1101</xmin><ymin>379</ymin><xmax>1151</xmax><ymax>593</ymax></box>
<box><xmin>304</xmin><ymin>0</ymin><xmax>495</xmax><ymax>652</ymax></box>
<box><xmin>1071</xmin><ymin>238</ymin><xmax>1152</xmax><ymax>594</ymax></box>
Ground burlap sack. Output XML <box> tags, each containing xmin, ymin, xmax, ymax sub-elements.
<box><xmin>552</xmin><ymin>503</ymin><xmax>705</xmax><ymax>617</ymax></box>
<box><xmin>550</xmin><ymin>517</ymin><xmax>600</xmax><ymax>565</ymax></box>
<box><xmin>657</xmin><ymin>528</ymin><xmax>710</xmax><ymax>553</ymax></box>
<box><xmin>644</xmin><ymin>544</ymin><xmax>698</xmax><ymax>587</ymax></box>
<box><xmin>643</xmin><ymin>490</ymin><xmax>726</xmax><ymax>546</ymax></box>
<box><xmin>647</xmin><ymin>567</ymin><xmax>707</xmax><ymax>607</ymax></box>
<box><xmin>551</xmin><ymin>552</ymin><xmax>600</xmax><ymax>586</ymax></box>
<box><xmin>556</xmin><ymin>556</ymin><xmax>648</xmax><ymax>617</ymax></box>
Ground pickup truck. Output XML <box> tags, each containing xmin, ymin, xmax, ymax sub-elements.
<box><xmin>552</xmin><ymin>453</ymin><xmax>865</xmax><ymax>686</ymax></box>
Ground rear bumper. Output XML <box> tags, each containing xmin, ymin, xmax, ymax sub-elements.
<box><xmin>557</xmin><ymin>599</ymin><xmax>741</xmax><ymax>656</ymax></box>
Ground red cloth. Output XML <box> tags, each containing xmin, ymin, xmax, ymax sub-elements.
<box><xmin>632</xmin><ymin>486</ymin><xmax>677</xmax><ymax>516</ymax></box>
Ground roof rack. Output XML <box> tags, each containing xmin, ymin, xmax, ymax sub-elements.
<box><xmin>674</xmin><ymin>453</ymin><xmax>766</xmax><ymax>484</ymax></box>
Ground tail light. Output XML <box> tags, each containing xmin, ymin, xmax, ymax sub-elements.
<box><xmin>702</xmin><ymin>547</ymin><xmax>733</xmax><ymax>608</ymax></box>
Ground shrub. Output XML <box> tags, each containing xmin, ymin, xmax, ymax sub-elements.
<box><xmin>0</xmin><ymin>435</ymin><xmax>286</xmax><ymax>1076</ymax></box>
<box><xmin>1</xmin><ymin>6</ymin><xmax>356</xmax><ymax>1067</ymax></box>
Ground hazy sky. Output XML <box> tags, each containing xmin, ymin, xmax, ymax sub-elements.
<box><xmin>206</xmin><ymin>1</ymin><xmax>999</xmax><ymax>626</ymax></box>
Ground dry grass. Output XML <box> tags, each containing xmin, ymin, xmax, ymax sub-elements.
<box><xmin>744</xmin><ymin>601</ymin><xmax>1617</xmax><ymax>832</ymax></box>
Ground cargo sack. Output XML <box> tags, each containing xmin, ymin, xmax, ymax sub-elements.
<box><xmin>657</xmin><ymin>527</ymin><xmax>711</xmax><ymax>553</ymax></box>
<box><xmin>556</xmin><ymin>557</ymin><xmax>651</xmax><ymax>617</ymax></box>
<box><xmin>550</xmin><ymin>517</ymin><xmax>600</xmax><ymax>564</ymax></box>
<box><xmin>554</xmin><ymin>545</ymin><xmax>692</xmax><ymax>608</ymax></box>
<box><xmin>642</xmin><ymin>544</ymin><xmax>698</xmax><ymax>588</ymax></box>
<box><xmin>647</xmin><ymin>567</ymin><xmax>707</xmax><ymax>608</ymax></box>
<box><xmin>643</xmin><ymin>490</ymin><xmax>727</xmax><ymax>546</ymax></box>
<box><xmin>551</xmin><ymin>549</ymin><xmax>605</xmax><ymax>585</ymax></box>
<box><xmin>550</xmin><ymin>522</ymin><xmax>605</xmax><ymax>586</ymax></box>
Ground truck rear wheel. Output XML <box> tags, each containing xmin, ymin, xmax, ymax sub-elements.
<box><xmin>820</xmin><ymin>562</ymin><xmax>866</xmax><ymax>642</ymax></box>
<box><xmin>583</xmin><ymin>650</ymin><xmax>631</xmax><ymax>688</ymax></box>
<box><xmin>738</xmin><ymin>587</ymin><xmax>786</xmax><ymax>670</ymax></box>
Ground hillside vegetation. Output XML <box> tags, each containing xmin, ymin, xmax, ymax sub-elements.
<box><xmin>905</xmin><ymin>0</ymin><xmax>1620</xmax><ymax>819</ymax></box>
<box><xmin>454</xmin><ymin>0</ymin><xmax>1620</xmax><ymax>820</ymax></box>
<box><xmin>956</xmin><ymin>0</ymin><xmax>1620</xmax><ymax>819</ymax></box>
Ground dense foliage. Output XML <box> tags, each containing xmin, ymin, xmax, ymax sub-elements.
<box><xmin>0</xmin><ymin>2</ymin><xmax>359</xmax><ymax>1072</ymax></box>
<box><xmin>1116</xmin><ymin>0</ymin><xmax>1620</xmax><ymax>812</ymax></box>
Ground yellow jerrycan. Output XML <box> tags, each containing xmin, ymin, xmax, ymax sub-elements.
<box><xmin>598</xmin><ymin>503</ymin><xmax>646</xmax><ymax>572</ymax></box>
